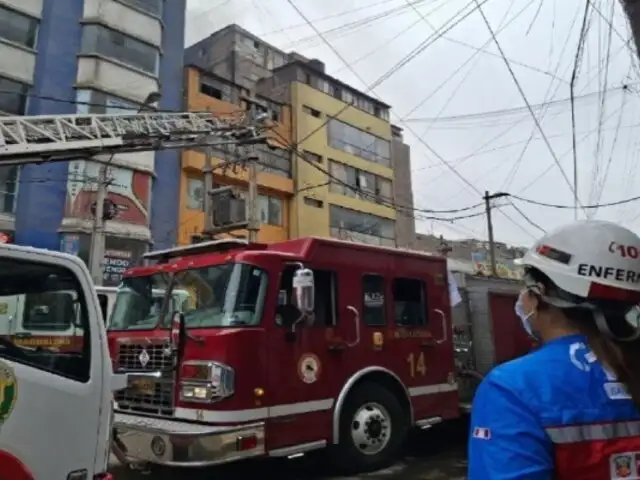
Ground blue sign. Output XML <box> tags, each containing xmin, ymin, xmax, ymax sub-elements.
<box><xmin>60</xmin><ymin>234</ymin><xmax>80</xmax><ymax>256</ymax></box>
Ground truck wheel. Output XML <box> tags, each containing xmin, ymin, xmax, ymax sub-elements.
<box><xmin>332</xmin><ymin>382</ymin><xmax>408</xmax><ymax>474</ymax></box>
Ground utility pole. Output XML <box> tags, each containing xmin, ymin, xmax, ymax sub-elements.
<box><xmin>87</xmin><ymin>91</ymin><xmax>161</xmax><ymax>284</ymax></box>
<box><xmin>484</xmin><ymin>191</ymin><xmax>508</xmax><ymax>277</ymax></box>
<box><xmin>247</xmin><ymin>154</ymin><xmax>259</xmax><ymax>242</ymax></box>
<box><xmin>88</xmin><ymin>164</ymin><xmax>108</xmax><ymax>284</ymax></box>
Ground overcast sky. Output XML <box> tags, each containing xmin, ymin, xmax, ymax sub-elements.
<box><xmin>185</xmin><ymin>0</ymin><xmax>639</xmax><ymax>248</ymax></box>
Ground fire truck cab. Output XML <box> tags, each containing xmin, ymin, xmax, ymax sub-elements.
<box><xmin>110</xmin><ymin>237</ymin><xmax>460</xmax><ymax>473</ymax></box>
<box><xmin>0</xmin><ymin>243</ymin><xmax>123</xmax><ymax>480</ymax></box>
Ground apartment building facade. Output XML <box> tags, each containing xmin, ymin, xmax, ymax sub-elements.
<box><xmin>178</xmin><ymin>65</ymin><xmax>293</xmax><ymax>245</ymax></box>
<box><xmin>0</xmin><ymin>0</ymin><xmax>185</xmax><ymax>284</ymax></box>
<box><xmin>186</xmin><ymin>24</ymin><xmax>416</xmax><ymax>247</ymax></box>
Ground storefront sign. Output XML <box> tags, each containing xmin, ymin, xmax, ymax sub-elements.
<box><xmin>103</xmin><ymin>249</ymin><xmax>132</xmax><ymax>285</ymax></box>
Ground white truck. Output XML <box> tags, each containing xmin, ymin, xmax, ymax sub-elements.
<box><xmin>0</xmin><ymin>243</ymin><xmax>125</xmax><ymax>480</ymax></box>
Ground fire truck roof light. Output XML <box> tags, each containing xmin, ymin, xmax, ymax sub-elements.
<box><xmin>143</xmin><ymin>239</ymin><xmax>249</xmax><ymax>263</ymax></box>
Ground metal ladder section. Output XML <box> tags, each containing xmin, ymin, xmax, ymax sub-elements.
<box><xmin>0</xmin><ymin>111</ymin><xmax>267</xmax><ymax>163</ymax></box>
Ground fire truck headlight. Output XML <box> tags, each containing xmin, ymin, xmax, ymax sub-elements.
<box><xmin>180</xmin><ymin>360</ymin><xmax>235</xmax><ymax>403</ymax></box>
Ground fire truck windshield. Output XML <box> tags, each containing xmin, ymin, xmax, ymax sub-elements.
<box><xmin>109</xmin><ymin>263</ymin><xmax>268</xmax><ymax>330</ymax></box>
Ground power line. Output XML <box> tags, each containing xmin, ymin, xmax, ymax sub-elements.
<box><xmin>510</xmin><ymin>193</ymin><xmax>640</xmax><ymax>209</ymax></box>
<box><xmin>403</xmin><ymin>85</ymin><xmax>631</xmax><ymax>123</ymax></box>
<box><xmin>472</xmin><ymin>0</ymin><xmax>584</xmax><ymax>216</ymax></box>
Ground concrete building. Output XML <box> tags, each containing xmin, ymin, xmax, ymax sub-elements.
<box><xmin>177</xmin><ymin>65</ymin><xmax>293</xmax><ymax>245</ymax></box>
<box><xmin>0</xmin><ymin>0</ymin><xmax>185</xmax><ymax>285</ymax></box>
<box><xmin>414</xmin><ymin>233</ymin><xmax>526</xmax><ymax>278</ymax></box>
<box><xmin>186</xmin><ymin>24</ymin><xmax>416</xmax><ymax>247</ymax></box>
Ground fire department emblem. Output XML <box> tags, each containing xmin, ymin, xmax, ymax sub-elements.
<box><xmin>139</xmin><ymin>348</ymin><xmax>150</xmax><ymax>368</ymax></box>
<box><xmin>611</xmin><ymin>453</ymin><xmax>636</xmax><ymax>478</ymax></box>
<box><xmin>298</xmin><ymin>353</ymin><xmax>321</xmax><ymax>384</ymax></box>
<box><xmin>0</xmin><ymin>362</ymin><xmax>17</xmax><ymax>426</ymax></box>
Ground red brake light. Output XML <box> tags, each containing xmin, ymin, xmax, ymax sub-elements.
<box><xmin>236</xmin><ymin>434</ymin><xmax>258</xmax><ymax>451</ymax></box>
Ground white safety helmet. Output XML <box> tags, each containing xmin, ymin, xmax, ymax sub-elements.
<box><xmin>516</xmin><ymin>220</ymin><xmax>640</xmax><ymax>340</ymax></box>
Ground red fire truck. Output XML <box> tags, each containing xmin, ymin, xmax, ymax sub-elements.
<box><xmin>109</xmin><ymin>237</ymin><xmax>522</xmax><ymax>473</ymax></box>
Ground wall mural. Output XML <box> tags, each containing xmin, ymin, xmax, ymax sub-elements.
<box><xmin>65</xmin><ymin>160</ymin><xmax>151</xmax><ymax>226</ymax></box>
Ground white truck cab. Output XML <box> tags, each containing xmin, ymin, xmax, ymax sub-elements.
<box><xmin>0</xmin><ymin>243</ymin><xmax>121</xmax><ymax>480</ymax></box>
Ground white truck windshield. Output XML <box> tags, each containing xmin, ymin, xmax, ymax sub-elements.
<box><xmin>109</xmin><ymin>263</ymin><xmax>267</xmax><ymax>330</ymax></box>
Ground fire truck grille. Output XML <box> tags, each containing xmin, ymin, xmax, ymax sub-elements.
<box><xmin>114</xmin><ymin>342</ymin><xmax>175</xmax><ymax>416</ymax></box>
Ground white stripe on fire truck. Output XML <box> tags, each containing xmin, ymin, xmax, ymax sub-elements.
<box><xmin>175</xmin><ymin>398</ymin><xmax>334</xmax><ymax>423</ymax></box>
<box><xmin>408</xmin><ymin>383</ymin><xmax>458</xmax><ymax>396</ymax></box>
<box><xmin>545</xmin><ymin>421</ymin><xmax>640</xmax><ymax>444</ymax></box>
<box><xmin>174</xmin><ymin>382</ymin><xmax>457</xmax><ymax>423</ymax></box>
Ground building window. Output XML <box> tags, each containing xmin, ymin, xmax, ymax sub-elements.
<box><xmin>117</xmin><ymin>0</ymin><xmax>163</xmax><ymax>16</ymax></box>
<box><xmin>186</xmin><ymin>178</ymin><xmax>204</xmax><ymax>210</ymax></box>
<box><xmin>304</xmin><ymin>197</ymin><xmax>323</xmax><ymax>208</ymax></box>
<box><xmin>258</xmin><ymin>195</ymin><xmax>283</xmax><ymax>226</ymax></box>
<box><xmin>329</xmin><ymin>205</ymin><xmax>395</xmax><ymax>247</ymax></box>
<box><xmin>327</xmin><ymin>119</ymin><xmax>391</xmax><ymax>167</ymax></box>
<box><xmin>392</xmin><ymin>278</ymin><xmax>426</xmax><ymax>326</ymax></box>
<box><xmin>362</xmin><ymin>274</ymin><xmax>386</xmax><ymax>326</ymax></box>
<box><xmin>302</xmin><ymin>105</ymin><xmax>321</xmax><ymax>118</ymax></box>
<box><xmin>0</xmin><ymin>76</ymin><xmax>28</xmax><ymax>115</ymax></box>
<box><xmin>0</xmin><ymin>166</ymin><xmax>19</xmax><ymax>214</ymax></box>
<box><xmin>75</xmin><ymin>90</ymin><xmax>138</xmax><ymax>114</ymax></box>
<box><xmin>200</xmin><ymin>75</ymin><xmax>233</xmax><ymax>102</ymax></box>
<box><xmin>0</xmin><ymin>6</ymin><xmax>38</xmax><ymax>48</ymax></box>
<box><xmin>303</xmin><ymin>151</ymin><xmax>322</xmax><ymax>163</ymax></box>
<box><xmin>257</xmin><ymin>146</ymin><xmax>292</xmax><ymax>178</ymax></box>
<box><xmin>81</xmin><ymin>24</ymin><xmax>159</xmax><ymax>75</ymax></box>
<box><xmin>328</xmin><ymin>160</ymin><xmax>393</xmax><ymax>205</ymax></box>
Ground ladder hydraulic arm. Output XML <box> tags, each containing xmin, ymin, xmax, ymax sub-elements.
<box><xmin>0</xmin><ymin>111</ymin><xmax>268</xmax><ymax>164</ymax></box>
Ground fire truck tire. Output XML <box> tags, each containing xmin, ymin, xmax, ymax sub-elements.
<box><xmin>332</xmin><ymin>382</ymin><xmax>408</xmax><ymax>474</ymax></box>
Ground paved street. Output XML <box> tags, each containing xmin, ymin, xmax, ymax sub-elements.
<box><xmin>109</xmin><ymin>419</ymin><xmax>468</xmax><ymax>479</ymax></box>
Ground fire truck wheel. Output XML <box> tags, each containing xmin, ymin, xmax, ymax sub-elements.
<box><xmin>333</xmin><ymin>382</ymin><xmax>407</xmax><ymax>473</ymax></box>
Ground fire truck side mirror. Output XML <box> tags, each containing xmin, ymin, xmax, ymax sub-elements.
<box><xmin>292</xmin><ymin>268</ymin><xmax>314</xmax><ymax>314</ymax></box>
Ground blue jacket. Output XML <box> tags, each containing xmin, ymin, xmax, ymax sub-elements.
<box><xmin>468</xmin><ymin>334</ymin><xmax>640</xmax><ymax>479</ymax></box>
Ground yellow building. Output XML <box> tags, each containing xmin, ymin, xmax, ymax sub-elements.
<box><xmin>259</xmin><ymin>59</ymin><xmax>397</xmax><ymax>247</ymax></box>
<box><xmin>178</xmin><ymin>66</ymin><xmax>294</xmax><ymax>245</ymax></box>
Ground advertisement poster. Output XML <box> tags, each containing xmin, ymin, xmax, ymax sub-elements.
<box><xmin>65</xmin><ymin>160</ymin><xmax>151</xmax><ymax>225</ymax></box>
<box><xmin>103</xmin><ymin>249</ymin><xmax>133</xmax><ymax>286</ymax></box>
<box><xmin>471</xmin><ymin>252</ymin><xmax>523</xmax><ymax>279</ymax></box>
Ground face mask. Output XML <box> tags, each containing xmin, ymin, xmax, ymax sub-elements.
<box><xmin>515</xmin><ymin>293</ymin><xmax>537</xmax><ymax>339</ymax></box>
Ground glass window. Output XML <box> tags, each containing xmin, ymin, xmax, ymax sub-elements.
<box><xmin>258</xmin><ymin>146</ymin><xmax>291</xmax><ymax>178</ymax></box>
<box><xmin>377</xmin><ymin>178</ymin><xmax>393</xmax><ymax>202</ymax></box>
<box><xmin>0</xmin><ymin>166</ymin><xmax>18</xmax><ymax>214</ymax></box>
<box><xmin>186</xmin><ymin>178</ymin><xmax>204</xmax><ymax>210</ymax></box>
<box><xmin>174</xmin><ymin>264</ymin><xmax>267</xmax><ymax>327</ymax></box>
<box><xmin>81</xmin><ymin>24</ymin><xmax>159</xmax><ymax>75</ymax></box>
<box><xmin>329</xmin><ymin>205</ymin><xmax>395</xmax><ymax>246</ymax></box>
<box><xmin>304</xmin><ymin>151</ymin><xmax>322</xmax><ymax>163</ymax></box>
<box><xmin>362</xmin><ymin>274</ymin><xmax>385</xmax><ymax>326</ymax></box>
<box><xmin>0</xmin><ymin>258</ymin><xmax>90</xmax><ymax>382</ymax></box>
<box><xmin>392</xmin><ymin>278</ymin><xmax>426</xmax><ymax>326</ymax></box>
<box><xmin>268</xmin><ymin>197</ymin><xmax>282</xmax><ymax>225</ymax></box>
<box><xmin>0</xmin><ymin>76</ymin><xmax>28</xmax><ymax>115</ymax></box>
<box><xmin>0</xmin><ymin>6</ymin><xmax>38</xmax><ymax>48</ymax></box>
<box><xmin>76</xmin><ymin>89</ymin><xmax>138</xmax><ymax>114</ymax></box>
<box><xmin>117</xmin><ymin>0</ymin><xmax>163</xmax><ymax>16</ymax></box>
<box><xmin>257</xmin><ymin>195</ymin><xmax>282</xmax><ymax>226</ymax></box>
<box><xmin>327</xmin><ymin>119</ymin><xmax>391</xmax><ymax>167</ymax></box>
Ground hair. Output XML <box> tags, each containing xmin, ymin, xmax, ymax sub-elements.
<box><xmin>526</xmin><ymin>267</ymin><xmax>640</xmax><ymax>409</ymax></box>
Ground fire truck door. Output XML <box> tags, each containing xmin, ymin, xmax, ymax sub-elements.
<box><xmin>0</xmin><ymin>251</ymin><xmax>106</xmax><ymax>480</ymax></box>
<box><xmin>387</xmin><ymin>275</ymin><xmax>456</xmax><ymax>421</ymax></box>
<box><xmin>266</xmin><ymin>266</ymin><xmax>340</xmax><ymax>451</ymax></box>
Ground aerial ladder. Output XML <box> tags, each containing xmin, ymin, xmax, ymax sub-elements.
<box><xmin>0</xmin><ymin>111</ymin><xmax>270</xmax><ymax>163</ymax></box>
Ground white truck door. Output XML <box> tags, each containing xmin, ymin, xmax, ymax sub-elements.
<box><xmin>0</xmin><ymin>246</ymin><xmax>108</xmax><ymax>480</ymax></box>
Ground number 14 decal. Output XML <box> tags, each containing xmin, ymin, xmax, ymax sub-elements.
<box><xmin>407</xmin><ymin>352</ymin><xmax>427</xmax><ymax>377</ymax></box>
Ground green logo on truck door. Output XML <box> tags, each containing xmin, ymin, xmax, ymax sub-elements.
<box><xmin>0</xmin><ymin>362</ymin><xmax>16</xmax><ymax>425</ymax></box>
